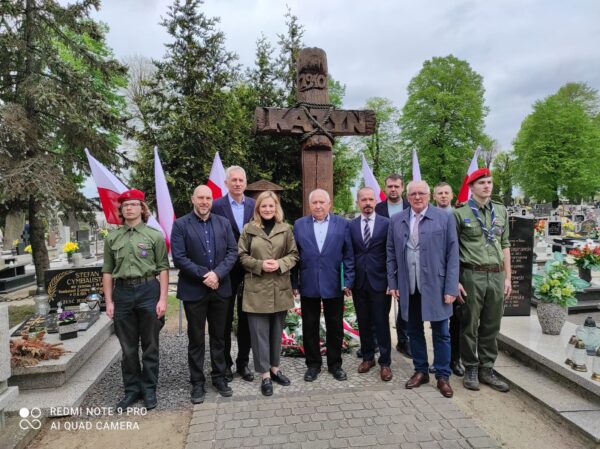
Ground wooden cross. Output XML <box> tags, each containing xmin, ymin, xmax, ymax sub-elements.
<box><xmin>254</xmin><ymin>47</ymin><xmax>376</xmax><ymax>215</ymax></box>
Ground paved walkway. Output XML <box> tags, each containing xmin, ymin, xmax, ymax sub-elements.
<box><xmin>185</xmin><ymin>353</ymin><xmax>500</xmax><ymax>449</ymax></box>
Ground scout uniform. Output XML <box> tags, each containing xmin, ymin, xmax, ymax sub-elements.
<box><xmin>453</xmin><ymin>169</ymin><xmax>510</xmax><ymax>391</ymax></box>
<box><xmin>102</xmin><ymin>189</ymin><xmax>169</xmax><ymax>407</ymax></box>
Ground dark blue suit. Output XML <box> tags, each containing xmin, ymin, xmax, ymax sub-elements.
<box><xmin>211</xmin><ymin>194</ymin><xmax>256</xmax><ymax>370</ymax></box>
<box><xmin>293</xmin><ymin>213</ymin><xmax>354</xmax><ymax>371</ymax></box>
<box><xmin>375</xmin><ymin>198</ymin><xmax>410</xmax><ymax>346</ymax></box>
<box><xmin>171</xmin><ymin>212</ymin><xmax>238</xmax><ymax>384</ymax></box>
<box><xmin>350</xmin><ymin>214</ymin><xmax>392</xmax><ymax>366</ymax></box>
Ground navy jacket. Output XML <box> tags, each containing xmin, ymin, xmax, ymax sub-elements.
<box><xmin>292</xmin><ymin>213</ymin><xmax>355</xmax><ymax>298</ymax></box>
<box><xmin>211</xmin><ymin>194</ymin><xmax>256</xmax><ymax>242</ymax></box>
<box><xmin>171</xmin><ymin>212</ymin><xmax>238</xmax><ymax>301</ymax></box>
<box><xmin>350</xmin><ymin>214</ymin><xmax>390</xmax><ymax>292</ymax></box>
<box><xmin>374</xmin><ymin>198</ymin><xmax>409</xmax><ymax>218</ymax></box>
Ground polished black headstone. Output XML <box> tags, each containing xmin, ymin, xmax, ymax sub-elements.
<box><xmin>504</xmin><ymin>216</ymin><xmax>534</xmax><ymax>316</ymax></box>
<box><xmin>44</xmin><ymin>266</ymin><xmax>104</xmax><ymax>310</ymax></box>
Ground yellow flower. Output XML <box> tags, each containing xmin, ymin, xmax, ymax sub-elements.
<box><xmin>63</xmin><ymin>241</ymin><xmax>79</xmax><ymax>254</ymax></box>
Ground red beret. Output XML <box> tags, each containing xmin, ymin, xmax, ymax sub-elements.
<box><xmin>467</xmin><ymin>168</ymin><xmax>491</xmax><ymax>185</ymax></box>
<box><xmin>118</xmin><ymin>189</ymin><xmax>145</xmax><ymax>204</ymax></box>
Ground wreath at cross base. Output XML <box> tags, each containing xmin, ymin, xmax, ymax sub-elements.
<box><xmin>281</xmin><ymin>298</ymin><xmax>360</xmax><ymax>357</ymax></box>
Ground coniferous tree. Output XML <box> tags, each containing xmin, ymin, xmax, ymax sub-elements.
<box><xmin>0</xmin><ymin>0</ymin><xmax>128</xmax><ymax>284</ymax></box>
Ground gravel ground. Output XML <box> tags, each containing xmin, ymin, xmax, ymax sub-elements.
<box><xmin>81</xmin><ymin>328</ymin><xmax>415</xmax><ymax>411</ymax></box>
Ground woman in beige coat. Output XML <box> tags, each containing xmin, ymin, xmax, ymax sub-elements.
<box><xmin>238</xmin><ymin>191</ymin><xmax>299</xmax><ymax>396</ymax></box>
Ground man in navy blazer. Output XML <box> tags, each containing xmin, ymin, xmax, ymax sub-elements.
<box><xmin>171</xmin><ymin>185</ymin><xmax>238</xmax><ymax>402</ymax></box>
<box><xmin>350</xmin><ymin>187</ymin><xmax>393</xmax><ymax>381</ymax></box>
<box><xmin>292</xmin><ymin>189</ymin><xmax>355</xmax><ymax>382</ymax></box>
<box><xmin>387</xmin><ymin>180</ymin><xmax>459</xmax><ymax>398</ymax></box>
<box><xmin>211</xmin><ymin>166</ymin><xmax>256</xmax><ymax>382</ymax></box>
<box><xmin>374</xmin><ymin>173</ymin><xmax>412</xmax><ymax>359</ymax></box>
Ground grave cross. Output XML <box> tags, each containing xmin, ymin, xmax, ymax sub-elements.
<box><xmin>254</xmin><ymin>47</ymin><xmax>377</xmax><ymax>214</ymax></box>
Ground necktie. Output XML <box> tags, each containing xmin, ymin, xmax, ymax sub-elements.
<box><xmin>363</xmin><ymin>218</ymin><xmax>371</xmax><ymax>246</ymax></box>
<box><xmin>411</xmin><ymin>213</ymin><xmax>421</xmax><ymax>245</ymax></box>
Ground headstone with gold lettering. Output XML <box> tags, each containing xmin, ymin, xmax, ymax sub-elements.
<box><xmin>44</xmin><ymin>266</ymin><xmax>103</xmax><ymax>310</ymax></box>
<box><xmin>504</xmin><ymin>216</ymin><xmax>534</xmax><ymax>316</ymax></box>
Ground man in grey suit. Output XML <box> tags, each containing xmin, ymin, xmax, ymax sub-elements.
<box><xmin>387</xmin><ymin>180</ymin><xmax>459</xmax><ymax>398</ymax></box>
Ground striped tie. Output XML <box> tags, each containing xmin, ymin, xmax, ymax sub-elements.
<box><xmin>363</xmin><ymin>218</ymin><xmax>371</xmax><ymax>246</ymax></box>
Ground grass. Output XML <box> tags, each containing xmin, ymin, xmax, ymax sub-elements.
<box><xmin>166</xmin><ymin>294</ymin><xmax>181</xmax><ymax>319</ymax></box>
<box><xmin>8</xmin><ymin>304</ymin><xmax>36</xmax><ymax>328</ymax></box>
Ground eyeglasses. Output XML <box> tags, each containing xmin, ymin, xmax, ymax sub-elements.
<box><xmin>408</xmin><ymin>192</ymin><xmax>430</xmax><ymax>198</ymax></box>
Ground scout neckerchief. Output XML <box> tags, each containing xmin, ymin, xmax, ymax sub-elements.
<box><xmin>468</xmin><ymin>198</ymin><xmax>496</xmax><ymax>245</ymax></box>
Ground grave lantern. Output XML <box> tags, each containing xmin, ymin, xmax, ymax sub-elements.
<box><xmin>564</xmin><ymin>335</ymin><xmax>577</xmax><ymax>366</ymax></box>
<box><xmin>575</xmin><ymin>316</ymin><xmax>600</xmax><ymax>355</ymax></box>
<box><xmin>592</xmin><ymin>347</ymin><xmax>600</xmax><ymax>382</ymax></box>
<box><xmin>571</xmin><ymin>340</ymin><xmax>588</xmax><ymax>372</ymax></box>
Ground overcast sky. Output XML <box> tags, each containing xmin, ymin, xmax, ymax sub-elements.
<box><xmin>92</xmin><ymin>0</ymin><xmax>600</xmax><ymax>153</ymax></box>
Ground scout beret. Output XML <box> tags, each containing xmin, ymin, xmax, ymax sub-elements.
<box><xmin>467</xmin><ymin>168</ymin><xmax>491</xmax><ymax>185</ymax></box>
<box><xmin>117</xmin><ymin>189</ymin><xmax>145</xmax><ymax>203</ymax></box>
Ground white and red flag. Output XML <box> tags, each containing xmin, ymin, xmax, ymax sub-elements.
<box><xmin>154</xmin><ymin>147</ymin><xmax>176</xmax><ymax>251</ymax></box>
<box><xmin>84</xmin><ymin>148</ymin><xmax>165</xmax><ymax>236</ymax></box>
<box><xmin>207</xmin><ymin>152</ymin><xmax>228</xmax><ymax>200</ymax></box>
<box><xmin>456</xmin><ymin>146</ymin><xmax>481</xmax><ymax>204</ymax></box>
<box><xmin>360</xmin><ymin>153</ymin><xmax>386</xmax><ymax>203</ymax></box>
<box><xmin>412</xmin><ymin>148</ymin><xmax>422</xmax><ymax>181</ymax></box>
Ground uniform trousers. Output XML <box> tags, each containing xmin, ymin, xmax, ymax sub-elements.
<box><xmin>459</xmin><ymin>268</ymin><xmax>505</xmax><ymax>368</ymax></box>
<box><xmin>113</xmin><ymin>279</ymin><xmax>164</xmax><ymax>396</ymax></box>
<box><xmin>247</xmin><ymin>311</ymin><xmax>287</xmax><ymax>373</ymax></box>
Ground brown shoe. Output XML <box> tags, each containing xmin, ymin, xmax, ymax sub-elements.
<box><xmin>437</xmin><ymin>378</ymin><xmax>454</xmax><ymax>398</ymax></box>
<box><xmin>380</xmin><ymin>366</ymin><xmax>393</xmax><ymax>382</ymax></box>
<box><xmin>405</xmin><ymin>372</ymin><xmax>430</xmax><ymax>389</ymax></box>
<box><xmin>358</xmin><ymin>360</ymin><xmax>376</xmax><ymax>373</ymax></box>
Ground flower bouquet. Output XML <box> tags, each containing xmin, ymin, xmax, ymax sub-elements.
<box><xmin>569</xmin><ymin>243</ymin><xmax>600</xmax><ymax>271</ymax></box>
<box><xmin>534</xmin><ymin>253</ymin><xmax>589</xmax><ymax>308</ymax></box>
<box><xmin>58</xmin><ymin>311</ymin><xmax>78</xmax><ymax>340</ymax></box>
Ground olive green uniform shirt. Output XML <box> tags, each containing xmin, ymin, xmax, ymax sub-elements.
<box><xmin>102</xmin><ymin>222</ymin><xmax>170</xmax><ymax>279</ymax></box>
<box><xmin>453</xmin><ymin>200</ymin><xmax>510</xmax><ymax>266</ymax></box>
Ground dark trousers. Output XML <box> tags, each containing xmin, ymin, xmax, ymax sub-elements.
<box><xmin>184</xmin><ymin>291</ymin><xmax>229</xmax><ymax>384</ymax></box>
<box><xmin>301</xmin><ymin>296</ymin><xmax>344</xmax><ymax>371</ymax></box>
<box><xmin>450</xmin><ymin>302</ymin><xmax>462</xmax><ymax>362</ymax></box>
<box><xmin>396</xmin><ymin>300</ymin><xmax>409</xmax><ymax>343</ymax></box>
<box><xmin>353</xmin><ymin>288</ymin><xmax>392</xmax><ymax>366</ymax></box>
<box><xmin>113</xmin><ymin>279</ymin><xmax>164</xmax><ymax>396</ymax></box>
<box><xmin>407</xmin><ymin>289</ymin><xmax>451</xmax><ymax>379</ymax></box>
<box><xmin>224</xmin><ymin>264</ymin><xmax>251</xmax><ymax>369</ymax></box>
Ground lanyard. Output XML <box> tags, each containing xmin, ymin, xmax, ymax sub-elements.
<box><xmin>468</xmin><ymin>198</ymin><xmax>496</xmax><ymax>245</ymax></box>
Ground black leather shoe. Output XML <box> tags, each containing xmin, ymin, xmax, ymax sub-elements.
<box><xmin>237</xmin><ymin>365</ymin><xmax>254</xmax><ymax>382</ymax></box>
<box><xmin>143</xmin><ymin>391</ymin><xmax>157</xmax><ymax>410</ymax></box>
<box><xmin>213</xmin><ymin>379</ymin><xmax>233</xmax><ymax>397</ymax></box>
<box><xmin>191</xmin><ymin>384</ymin><xmax>206</xmax><ymax>404</ymax></box>
<box><xmin>116</xmin><ymin>393</ymin><xmax>141</xmax><ymax>411</ymax></box>
<box><xmin>224</xmin><ymin>367</ymin><xmax>233</xmax><ymax>383</ymax></box>
<box><xmin>356</xmin><ymin>348</ymin><xmax>363</xmax><ymax>358</ymax></box>
<box><xmin>270</xmin><ymin>370</ymin><xmax>291</xmax><ymax>386</ymax></box>
<box><xmin>451</xmin><ymin>360</ymin><xmax>465</xmax><ymax>377</ymax></box>
<box><xmin>396</xmin><ymin>341</ymin><xmax>413</xmax><ymax>358</ymax></box>
<box><xmin>261</xmin><ymin>378</ymin><xmax>273</xmax><ymax>396</ymax></box>
<box><xmin>304</xmin><ymin>367</ymin><xmax>321</xmax><ymax>382</ymax></box>
<box><xmin>429</xmin><ymin>366</ymin><xmax>436</xmax><ymax>374</ymax></box>
<box><xmin>331</xmin><ymin>367</ymin><xmax>347</xmax><ymax>381</ymax></box>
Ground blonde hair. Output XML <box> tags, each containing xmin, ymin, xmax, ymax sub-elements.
<box><xmin>252</xmin><ymin>191</ymin><xmax>284</xmax><ymax>226</ymax></box>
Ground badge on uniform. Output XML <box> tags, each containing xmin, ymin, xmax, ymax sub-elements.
<box><xmin>138</xmin><ymin>243</ymin><xmax>148</xmax><ymax>257</ymax></box>
<box><xmin>464</xmin><ymin>218</ymin><xmax>471</xmax><ymax>223</ymax></box>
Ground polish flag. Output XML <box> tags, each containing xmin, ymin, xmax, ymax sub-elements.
<box><xmin>207</xmin><ymin>152</ymin><xmax>228</xmax><ymax>200</ymax></box>
<box><xmin>456</xmin><ymin>146</ymin><xmax>481</xmax><ymax>204</ymax></box>
<box><xmin>412</xmin><ymin>148</ymin><xmax>422</xmax><ymax>181</ymax></box>
<box><xmin>154</xmin><ymin>147</ymin><xmax>176</xmax><ymax>251</ymax></box>
<box><xmin>85</xmin><ymin>148</ymin><xmax>165</xmax><ymax>236</ymax></box>
<box><xmin>360</xmin><ymin>154</ymin><xmax>386</xmax><ymax>203</ymax></box>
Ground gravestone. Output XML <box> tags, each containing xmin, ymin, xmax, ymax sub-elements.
<box><xmin>255</xmin><ymin>47</ymin><xmax>376</xmax><ymax>214</ymax></box>
<box><xmin>579</xmin><ymin>219</ymin><xmax>596</xmax><ymax>236</ymax></box>
<box><xmin>548</xmin><ymin>220</ymin><xmax>562</xmax><ymax>237</ymax></box>
<box><xmin>0</xmin><ymin>305</ymin><xmax>19</xmax><ymax>431</ymax></box>
<box><xmin>44</xmin><ymin>266</ymin><xmax>103</xmax><ymax>310</ymax></box>
<box><xmin>504</xmin><ymin>216</ymin><xmax>534</xmax><ymax>316</ymax></box>
<box><xmin>10</xmin><ymin>310</ymin><xmax>101</xmax><ymax>336</ymax></box>
<box><xmin>76</xmin><ymin>229</ymin><xmax>91</xmax><ymax>258</ymax></box>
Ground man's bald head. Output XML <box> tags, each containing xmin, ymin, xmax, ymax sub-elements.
<box><xmin>191</xmin><ymin>185</ymin><xmax>213</xmax><ymax>219</ymax></box>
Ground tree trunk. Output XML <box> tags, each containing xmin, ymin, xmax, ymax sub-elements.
<box><xmin>29</xmin><ymin>195</ymin><xmax>49</xmax><ymax>287</ymax></box>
